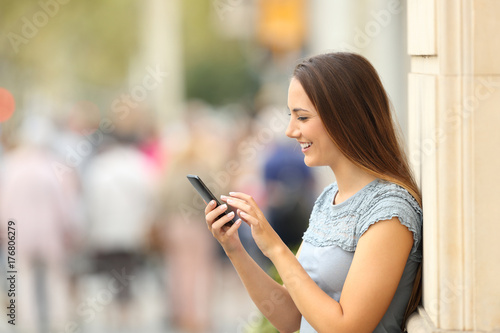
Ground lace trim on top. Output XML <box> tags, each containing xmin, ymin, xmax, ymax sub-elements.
<box><xmin>303</xmin><ymin>179</ymin><xmax>423</xmax><ymax>262</ymax></box>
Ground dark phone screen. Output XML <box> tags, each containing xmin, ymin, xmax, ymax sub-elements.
<box><xmin>186</xmin><ymin>174</ymin><xmax>236</xmax><ymax>225</ymax></box>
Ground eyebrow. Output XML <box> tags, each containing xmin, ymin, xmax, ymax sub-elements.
<box><xmin>288</xmin><ymin>107</ymin><xmax>311</xmax><ymax>113</ymax></box>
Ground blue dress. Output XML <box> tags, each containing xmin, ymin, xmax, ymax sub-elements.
<box><xmin>297</xmin><ymin>179</ymin><xmax>423</xmax><ymax>332</ymax></box>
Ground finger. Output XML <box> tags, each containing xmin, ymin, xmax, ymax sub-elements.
<box><xmin>225</xmin><ymin>219</ymin><xmax>242</xmax><ymax>237</ymax></box>
<box><xmin>227</xmin><ymin>193</ymin><xmax>259</xmax><ymax>215</ymax></box>
<box><xmin>236</xmin><ymin>211</ymin><xmax>253</xmax><ymax>227</ymax></box>
<box><xmin>238</xmin><ymin>210</ymin><xmax>259</xmax><ymax>226</ymax></box>
<box><xmin>229</xmin><ymin>192</ymin><xmax>256</xmax><ymax>204</ymax></box>
<box><xmin>206</xmin><ymin>203</ymin><xmax>228</xmax><ymax>225</ymax></box>
<box><xmin>223</xmin><ymin>197</ymin><xmax>252</xmax><ymax>213</ymax></box>
<box><xmin>212</xmin><ymin>211</ymin><xmax>236</xmax><ymax>231</ymax></box>
<box><xmin>221</xmin><ymin>195</ymin><xmax>247</xmax><ymax>207</ymax></box>
<box><xmin>204</xmin><ymin>200</ymin><xmax>217</xmax><ymax>215</ymax></box>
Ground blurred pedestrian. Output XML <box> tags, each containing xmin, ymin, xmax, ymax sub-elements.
<box><xmin>82</xmin><ymin>109</ymin><xmax>156</xmax><ymax>330</ymax></box>
<box><xmin>158</xmin><ymin>105</ymin><xmax>234</xmax><ymax>332</ymax></box>
<box><xmin>263</xmin><ymin>141</ymin><xmax>315</xmax><ymax>248</ymax></box>
<box><xmin>0</xmin><ymin>115</ymin><xmax>78</xmax><ymax>333</ymax></box>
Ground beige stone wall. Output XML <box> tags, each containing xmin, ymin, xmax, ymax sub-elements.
<box><xmin>406</xmin><ymin>0</ymin><xmax>500</xmax><ymax>332</ymax></box>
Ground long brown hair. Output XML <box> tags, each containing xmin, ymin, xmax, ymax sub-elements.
<box><xmin>293</xmin><ymin>52</ymin><xmax>422</xmax><ymax>325</ymax></box>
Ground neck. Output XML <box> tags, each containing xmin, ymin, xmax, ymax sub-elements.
<box><xmin>330</xmin><ymin>158</ymin><xmax>377</xmax><ymax>205</ymax></box>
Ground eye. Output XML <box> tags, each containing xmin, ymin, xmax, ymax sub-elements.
<box><xmin>297</xmin><ymin>116</ymin><xmax>308</xmax><ymax>121</ymax></box>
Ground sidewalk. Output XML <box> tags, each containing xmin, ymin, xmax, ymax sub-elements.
<box><xmin>0</xmin><ymin>258</ymin><xmax>257</xmax><ymax>333</ymax></box>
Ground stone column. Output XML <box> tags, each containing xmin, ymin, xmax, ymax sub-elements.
<box><xmin>134</xmin><ymin>0</ymin><xmax>183</xmax><ymax>123</ymax></box>
<box><xmin>406</xmin><ymin>0</ymin><xmax>500</xmax><ymax>332</ymax></box>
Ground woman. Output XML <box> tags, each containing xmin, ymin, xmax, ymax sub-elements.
<box><xmin>205</xmin><ymin>52</ymin><xmax>422</xmax><ymax>333</ymax></box>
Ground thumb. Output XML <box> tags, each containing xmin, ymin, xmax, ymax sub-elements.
<box><xmin>225</xmin><ymin>219</ymin><xmax>243</xmax><ymax>237</ymax></box>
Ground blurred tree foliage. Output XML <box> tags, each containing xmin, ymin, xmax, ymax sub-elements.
<box><xmin>181</xmin><ymin>0</ymin><xmax>260</xmax><ymax>107</ymax></box>
<box><xmin>0</xmin><ymin>0</ymin><xmax>139</xmax><ymax>88</ymax></box>
<box><xmin>0</xmin><ymin>0</ymin><xmax>259</xmax><ymax>110</ymax></box>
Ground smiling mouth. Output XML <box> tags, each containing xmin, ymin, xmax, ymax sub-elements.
<box><xmin>300</xmin><ymin>142</ymin><xmax>312</xmax><ymax>150</ymax></box>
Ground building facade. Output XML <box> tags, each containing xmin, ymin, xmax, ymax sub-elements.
<box><xmin>406</xmin><ymin>0</ymin><xmax>500</xmax><ymax>331</ymax></box>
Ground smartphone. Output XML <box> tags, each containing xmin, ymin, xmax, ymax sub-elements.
<box><xmin>186</xmin><ymin>174</ymin><xmax>236</xmax><ymax>226</ymax></box>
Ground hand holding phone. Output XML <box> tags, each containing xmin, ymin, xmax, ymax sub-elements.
<box><xmin>186</xmin><ymin>174</ymin><xmax>236</xmax><ymax>226</ymax></box>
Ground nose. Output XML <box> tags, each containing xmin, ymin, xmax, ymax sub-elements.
<box><xmin>285</xmin><ymin>117</ymin><xmax>299</xmax><ymax>139</ymax></box>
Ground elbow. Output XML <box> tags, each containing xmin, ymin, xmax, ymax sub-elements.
<box><xmin>275</xmin><ymin>322</ymin><xmax>300</xmax><ymax>333</ymax></box>
<box><xmin>277</xmin><ymin>327</ymin><xmax>300</xmax><ymax>333</ymax></box>
<box><xmin>313</xmin><ymin>320</ymin><xmax>374</xmax><ymax>333</ymax></box>
<box><xmin>274</xmin><ymin>317</ymin><xmax>301</xmax><ymax>333</ymax></box>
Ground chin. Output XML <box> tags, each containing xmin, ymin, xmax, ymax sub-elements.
<box><xmin>303</xmin><ymin>157</ymin><xmax>317</xmax><ymax>167</ymax></box>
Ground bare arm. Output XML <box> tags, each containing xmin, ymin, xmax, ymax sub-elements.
<box><xmin>269</xmin><ymin>217</ymin><xmax>412</xmax><ymax>332</ymax></box>
<box><xmin>205</xmin><ymin>201</ymin><xmax>301</xmax><ymax>332</ymax></box>
<box><xmin>227</xmin><ymin>192</ymin><xmax>414</xmax><ymax>333</ymax></box>
<box><xmin>226</xmin><ymin>246</ymin><xmax>302</xmax><ymax>332</ymax></box>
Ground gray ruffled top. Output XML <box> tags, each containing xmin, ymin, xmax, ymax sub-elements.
<box><xmin>297</xmin><ymin>179</ymin><xmax>423</xmax><ymax>333</ymax></box>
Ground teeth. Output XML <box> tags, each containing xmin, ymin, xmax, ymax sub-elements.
<box><xmin>300</xmin><ymin>142</ymin><xmax>312</xmax><ymax>149</ymax></box>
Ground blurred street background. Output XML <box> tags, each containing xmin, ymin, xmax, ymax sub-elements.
<box><xmin>0</xmin><ymin>1</ymin><xmax>409</xmax><ymax>332</ymax></box>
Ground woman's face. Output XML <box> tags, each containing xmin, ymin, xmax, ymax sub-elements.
<box><xmin>286</xmin><ymin>77</ymin><xmax>343</xmax><ymax>169</ymax></box>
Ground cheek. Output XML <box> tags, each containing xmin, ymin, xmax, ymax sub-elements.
<box><xmin>321</xmin><ymin>137</ymin><xmax>340</xmax><ymax>158</ymax></box>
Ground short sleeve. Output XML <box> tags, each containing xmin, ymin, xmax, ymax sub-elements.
<box><xmin>356</xmin><ymin>184</ymin><xmax>423</xmax><ymax>262</ymax></box>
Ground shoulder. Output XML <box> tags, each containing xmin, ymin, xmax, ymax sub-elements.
<box><xmin>357</xmin><ymin>180</ymin><xmax>423</xmax><ymax>261</ymax></box>
<box><xmin>362</xmin><ymin>180</ymin><xmax>422</xmax><ymax>222</ymax></box>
